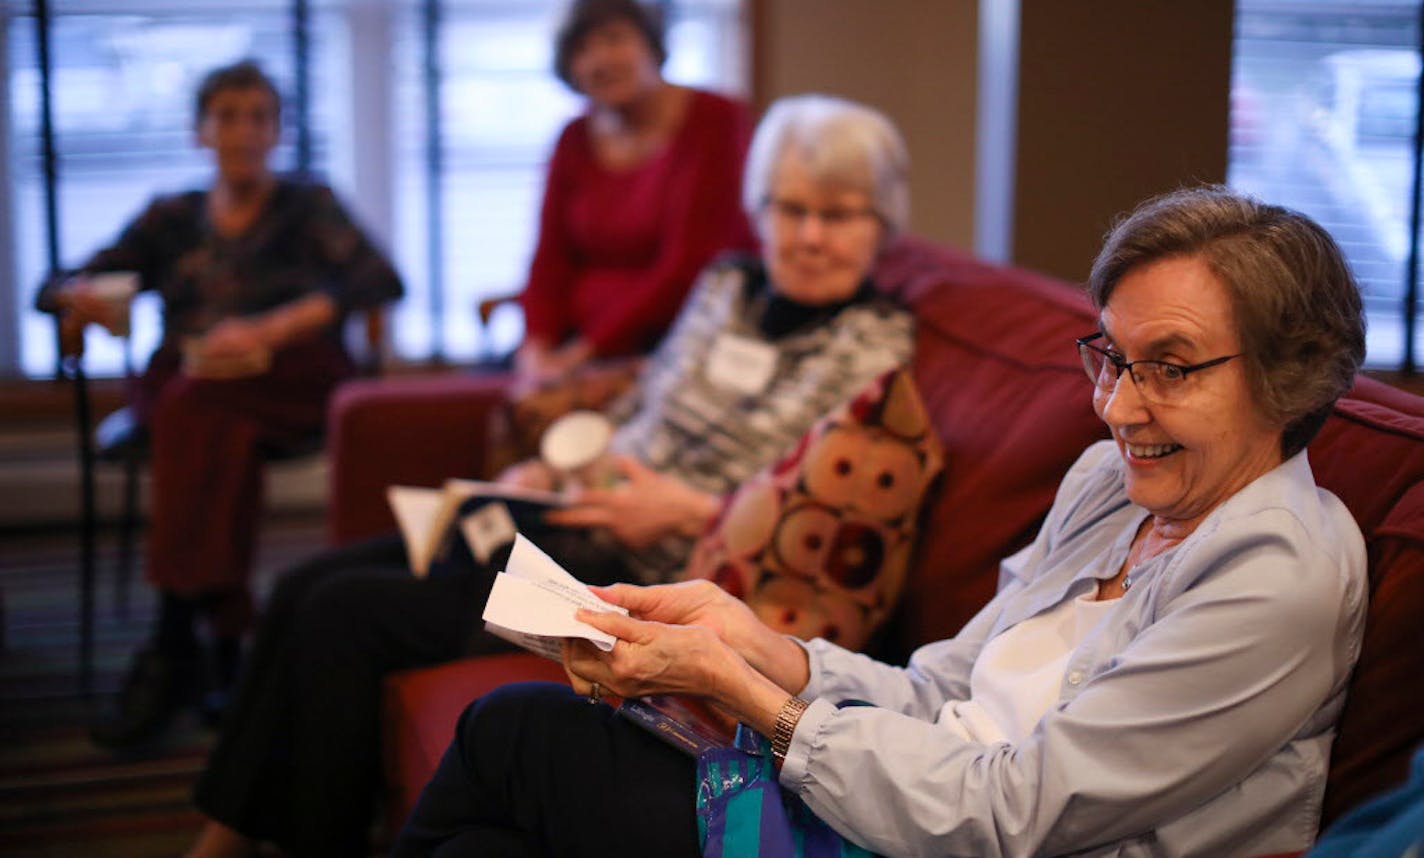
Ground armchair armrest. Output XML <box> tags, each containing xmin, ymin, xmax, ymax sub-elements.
<box><xmin>326</xmin><ymin>371</ymin><xmax>513</xmax><ymax>544</ymax></box>
<box><xmin>477</xmin><ymin>290</ymin><xmax>522</xmax><ymax>326</ymax></box>
<box><xmin>352</xmin><ymin>303</ymin><xmax>389</xmax><ymax>377</ymax></box>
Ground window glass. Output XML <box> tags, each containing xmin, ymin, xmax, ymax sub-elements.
<box><xmin>7</xmin><ymin>1</ymin><xmax>333</xmax><ymax>377</ymax></box>
<box><xmin>1229</xmin><ymin>0</ymin><xmax>1420</xmax><ymax>368</ymax></box>
<box><xmin>6</xmin><ymin>0</ymin><xmax>746</xmax><ymax>377</ymax></box>
<box><xmin>389</xmin><ymin>1</ymin><xmax>578</xmax><ymax>362</ymax></box>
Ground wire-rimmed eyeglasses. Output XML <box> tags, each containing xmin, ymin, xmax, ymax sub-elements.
<box><xmin>1075</xmin><ymin>332</ymin><xmax>1241</xmax><ymax>405</ymax></box>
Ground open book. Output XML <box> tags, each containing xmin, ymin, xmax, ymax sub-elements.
<box><xmin>387</xmin><ymin>479</ymin><xmax>565</xmax><ymax>577</ymax></box>
<box><xmin>481</xmin><ymin>534</ymin><xmax>736</xmax><ymax>755</ymax></box>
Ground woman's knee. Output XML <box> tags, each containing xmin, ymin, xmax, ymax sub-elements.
<box><xmin>279</xmin><ymin>537</ymin><xmax>408</xmax><ymax>621</ymax></box>
<box><xmin>149</xmin><ymin>374</ymin><xmax>227</xmax><ymax>432</ymax></box>
<box><xmin>461</xmin><ymin>683</ymin><xmax>575</xmax><ymax>733</ymax></box>
<box><xmin>452</xmin><ymin>683</ymin><xmax>579</xmax><ymax>769</ymax></box>
<box><xmin>264</xmin><ymin>548</ymin><xmax>362</xmax><ymax>618</ymax></box>
<box><xmin>292</xmin><ymin>568</ymin><xmax>407</xmax><ymax>641</ymax></box>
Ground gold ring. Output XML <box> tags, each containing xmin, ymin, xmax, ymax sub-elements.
<box><xmin>587</xmin><ymin>681</ymin><xmax>602</xmax><ymax>704</ymax></box>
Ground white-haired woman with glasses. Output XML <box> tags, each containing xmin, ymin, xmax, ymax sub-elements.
<box><xmin>184</xmin><ymin>93</ymin><xmax>914</xmax><ymax>858</ymax></box>
<box><xmin>395</xmin><ymin>186</ymin><xmax>1368</xmax><ymax>858</ymax></box>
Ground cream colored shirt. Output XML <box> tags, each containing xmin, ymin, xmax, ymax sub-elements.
<box><xmin>943</xmin><ymin>589</ymin><xmax>1119</xmax><ymax>745</ymax></box>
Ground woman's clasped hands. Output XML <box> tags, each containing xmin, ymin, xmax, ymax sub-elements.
<box><xmin>181</xmin><ymin>316</ymin><xmax>275</xmax><ymax>379</ymax></box>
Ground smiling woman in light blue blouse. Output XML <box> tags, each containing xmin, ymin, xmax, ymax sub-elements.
<box><xmin>396</xmin><ymin>186</ymin><xmax>1369</xmax><ymax>858</ymax></box>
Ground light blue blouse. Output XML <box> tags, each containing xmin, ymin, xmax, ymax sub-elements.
<box><xmin>782</xmin><ymin>440</ymin><xmax>1367</xmax><ymax>858</ymax></box>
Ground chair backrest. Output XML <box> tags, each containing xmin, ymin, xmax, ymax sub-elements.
<box><xmin>56</xmin><ymin>312</ymin><xmax>87</xmax><ymax>363</ymax></box>
<box><xmin>869</xmin><ymin>235</ymin><xmax>1109</xmax><ymax>652</ymax></box>
<box><xmin>353</xmin><ymin>303</ymin><xmax>388</xmax><ymax>377</ymax></box>
<box><xmin>1304</xmin><ymin>376</ymin><xmax>1424</xmax><ymax>825</ymax></box>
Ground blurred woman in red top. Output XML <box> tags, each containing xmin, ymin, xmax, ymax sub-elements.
<box><xmin>514</xmin><ymin>0</ymin><xmax>756</xmax><ymax>390</ymax></box>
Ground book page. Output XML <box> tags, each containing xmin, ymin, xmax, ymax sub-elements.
<box><xmin>387</xmin><ymin>480</ymin><xmax>569</xmax><ymax>578</ymax></box>
<box><xmin>481</xmin><ymin>534</ymin><xmax>627</xmax><ymax>660</ymax></box>
<box><xmin>386</xmin><ymin>485</ymin><xmax>445</xmax><ymax>578</ymax></box>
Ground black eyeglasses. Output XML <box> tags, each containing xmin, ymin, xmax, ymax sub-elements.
<box><xmin>1075</xmin><ymin>332</ymin><xmax>1241</xmax><ymax>405</ymax></box>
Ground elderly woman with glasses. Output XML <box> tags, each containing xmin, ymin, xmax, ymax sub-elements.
<box><xmin>395</xmin><ymin>186</ymin><xmax>1368</xmax><ymax>858</ymax></box>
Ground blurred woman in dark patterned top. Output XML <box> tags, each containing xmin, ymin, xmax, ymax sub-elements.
<box><xmin>38</xmin><ymin>59</ymin><xmax>404</xmax><ymax>749</ymax></box>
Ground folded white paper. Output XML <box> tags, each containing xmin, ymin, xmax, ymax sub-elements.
<box><xmin>481</xmin><ymin>534</ymin><xmax>627</xmax><ymax>660</ymax></box>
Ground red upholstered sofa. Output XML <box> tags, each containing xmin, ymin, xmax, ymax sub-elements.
<box><xmin>325</xmin><ymin>235</ymin><xmax>1424</xmax><ymax>845</ymax></box>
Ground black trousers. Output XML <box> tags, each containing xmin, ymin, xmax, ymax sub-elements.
<box><xmin>193</xmin><ymin>513</ymin><xmax>633</xmax><ymax>858</ymax></box>
<box><xmin>392</xmin><ymin>682</ymin><xmax>701</xmax><ymax>858</ymax></box>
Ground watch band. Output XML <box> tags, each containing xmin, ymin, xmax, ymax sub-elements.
<box><xmin>771</xmin><ymin>695</ymin><xmax>811</xmax><ymax>763</ymax></box>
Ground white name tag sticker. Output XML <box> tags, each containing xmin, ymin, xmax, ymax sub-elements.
<box><xmin>460</xmin><ymin>501</ymin><xmax>518</xmax><ymax>565</ymax></box>
<box><xmin>705</xmin><ymin>333</ymin><xmax>778</xmax><ymax>395</ymax></box>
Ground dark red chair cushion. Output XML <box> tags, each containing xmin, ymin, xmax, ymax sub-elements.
<box><xmin>1308</xmin><ymin>378</ymin><xmax>1424</xmax><ymax>826</ymax></box>
<box><xmin>871</xmin><ymin>236</ymin><xmax>1110</xmax><ymax>653</ymax></box>
<box><xmin>381</xmin><ymin>652</ymin><xmax>569</xmax><ymax>834</ymax></box>
<box><xmin>328</xmin><ymin>372</ymin><xmax>510</xmax><ymax>544</ymax></box>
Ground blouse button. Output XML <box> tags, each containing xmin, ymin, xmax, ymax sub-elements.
<box><xmin>1067</xmin><ymin>670</ymin><xmax>1084</xmax><ymax>686</ymax></box>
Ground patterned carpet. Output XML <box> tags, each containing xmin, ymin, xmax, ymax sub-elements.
<box><xmin>0</xmin><ymin>513</ymin><xmax>330</xmax><ymax>856</ymax></box>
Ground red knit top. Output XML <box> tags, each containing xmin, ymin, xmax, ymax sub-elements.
<box><xmin>519</xmin><ymin>88</ymin><xmax>757</xmax><ymax>357</ymax></box>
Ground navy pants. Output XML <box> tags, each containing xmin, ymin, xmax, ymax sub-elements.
<box><xmin>392</xmin><ymin>682</ymin><xmax>701</xmax><ymax>857</ymax></box>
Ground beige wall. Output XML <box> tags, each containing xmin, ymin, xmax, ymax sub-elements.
<box><xmin>751</xmin><ymin>0</ymin><xmax>1234</xmax><ymax>282</ymax></box>
<box><xmin>1013</xmin><ymin>1</ymin><xmax>1234</xmax><ymax>282</ymax></box>
<box><xmin>751</xmin><ymin>0</ymin><xmax>980</xmax><ymax>249</ymax></box>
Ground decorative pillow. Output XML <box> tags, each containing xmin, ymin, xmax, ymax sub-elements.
<box><xmin>684</xmin><ymin>367</ymin><xmax>943</xmax><ymax>651</ymax></box>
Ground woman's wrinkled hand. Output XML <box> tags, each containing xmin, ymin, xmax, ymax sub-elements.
<box><xmin>182</xmin><ymin>317</ymin><xmax>273</xmax><ymax>379</ymax></box>
<box><xmin>563</xmin><ymin>609</ymin><xmax>735</xmax><ymax>701</ymax></box>
<box><xmin>590</xmin><ymin>579</ymin><xmax>754</xmax><ymax>644</ymax></box>
<box><xmin>559</xmin><ymin>638</ymin><xmax>599</xmax><ymax>700</ymax></box>
<box><xmin>543</xmin><ymin>456</ymin><xmax>719</xmax><ymax>548</ymax></box>
<box><xmin>513</xmin><ymin>338</ymin><xmax>591</xmax><ymax>396</ymax></box>
<box><xmin>589</xmin><ymin>580</ymin><xmax>811</xmax><ymax>694</ymax></box>
<box><xmin>55</xmin><ymin>285</ymin><xmax>115</xmax><ymax>329</ymax></box>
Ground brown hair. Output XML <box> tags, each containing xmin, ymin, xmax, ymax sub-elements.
<box><xmin>553</xmin><ymin>0</ymin><xmax>666</xmax><ymax>92</ymax></box>
<box><xmin>1087</xmin><ymin>185</ymin><xmax>1365</xmax><ymax>458</ymax></box>
<box><xmin>194</xmin><ymin>59</ymin><xmax>281</xmax><ymax>126</ymax></box>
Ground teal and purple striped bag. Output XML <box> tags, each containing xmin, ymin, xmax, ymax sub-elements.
<box><xmin>695</xmin><ymin>725</ymin><xmax>876</xmax><ymax>858</ymax></box>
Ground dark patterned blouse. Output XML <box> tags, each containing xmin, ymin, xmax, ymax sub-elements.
<box><xmin>44</xmin><ymin>177</ymin><xmax>403</xmax><ymax>347</ymax></box>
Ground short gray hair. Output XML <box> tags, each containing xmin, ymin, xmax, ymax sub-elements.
<box><xmin>742</xmin><ymin>94</ymin><xmax>910</xmax><ymax>238</ymax></box>
<box><xmin>1087</xmin><ymin>185</ymin><xmax>1366</xmax><ymax>458</ymax></box>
